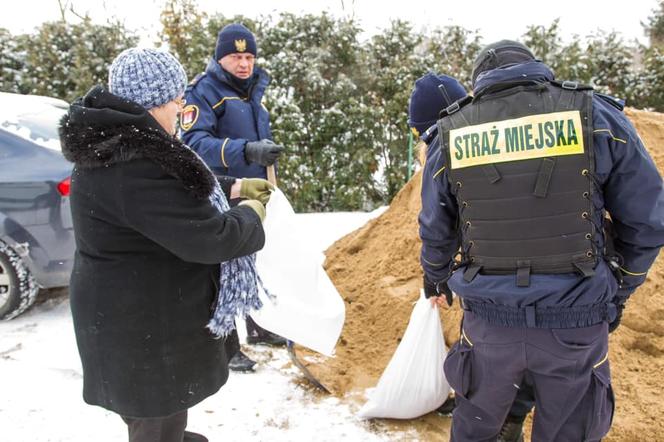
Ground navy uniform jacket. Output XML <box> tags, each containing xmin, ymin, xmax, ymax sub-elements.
<box><xmin>181</xmin><ymin>59</ymin><xmax>272</xmax><ymax>179</ymax></box>
<box><xmin>419</xmin><ymin>61</ymin><xmax>664</xmax><ymax>327</ymax></box>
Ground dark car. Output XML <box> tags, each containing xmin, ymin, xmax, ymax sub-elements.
<box><xmin>0</xmin><ymin>92</ymin><xmax>74</xmax><ymax>319</ymax></box>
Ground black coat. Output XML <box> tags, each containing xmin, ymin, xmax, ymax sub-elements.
<box><xmin>60</xmin><ymin>86</ymin><xmax>265</xmax><ymax>418</ymax></box>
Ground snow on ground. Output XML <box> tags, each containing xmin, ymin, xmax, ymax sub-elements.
<box><xmin>0</xmin><ymin>209</ymin><xmax>411</xmax><ymax>442</ymax></box>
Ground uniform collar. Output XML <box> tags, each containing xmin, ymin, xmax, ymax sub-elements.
<box><xmin>205</xmin><ymin>59</ymin><xmax>270</xmax><ymax>98</ymax></box>
<box><xmin>473</xmin><ymin>61</ymin><xmax>555</xmax><ymax>96</ymax></box>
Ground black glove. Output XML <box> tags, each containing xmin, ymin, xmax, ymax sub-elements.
<box><xmin>245</xmin><ymin>139</ymin><xmax>284</xmax><ymax>166</ymax></box>
<box><xmin>609</xmin><ymin>303</ymin><xmax>624</xmax><ymax>333</ymax></box>
<box><xmin>608</xmin><ymin>293</ymin><xmax>630</xmax><ymax>333</ymax></box>
<box><xmin>423</xmin><ymin>275</ymin><xmax>454</xmax><ymax>307</ymax></box>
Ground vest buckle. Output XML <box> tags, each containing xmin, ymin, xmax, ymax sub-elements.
<box><xmin>561</xmin><ymin>80</ymin><xmax>578</xmax><ymax>90</ymax></box>
<box><xmin>445</xmin><ymin>101</ymin><xmax>460</xmax><ymax>115</ymax></box>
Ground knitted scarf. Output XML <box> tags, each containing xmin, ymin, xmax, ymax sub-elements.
<box><xmin>206</xmin><ymin>181</ymin><xmax>272</xmax><ymax>337</ymax></box>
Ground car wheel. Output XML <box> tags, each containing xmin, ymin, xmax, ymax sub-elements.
<box><xmin>0</xmin><ymin>241</ymin><xmax>39</xmax><ymax>320</ymax></box>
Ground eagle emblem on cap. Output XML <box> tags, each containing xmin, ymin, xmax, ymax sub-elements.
<box><xmin>234</xmin><ymin>39</ymin><xmax>247</xmax><ymax>52</ymax></box>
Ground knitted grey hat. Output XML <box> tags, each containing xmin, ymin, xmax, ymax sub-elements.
<box><xmin>108</xmin><ymin>48</ymin><xmax>187</xmax><ymax>109</ymax></box>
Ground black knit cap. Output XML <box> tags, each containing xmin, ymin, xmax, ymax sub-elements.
<box><xmin>215</xmin><ymin>23</ymin><xmax>257</xmax><ymax>60</ymax></box>
<box><xmin>471</xmin><ymin>40</ymin><xmax>535</xmax><ymax>86</ymax></box>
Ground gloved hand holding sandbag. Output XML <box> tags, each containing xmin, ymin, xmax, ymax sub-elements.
<box><xmin>240</xmin><ymin>178</ymin><xmax>274</xmax><ymax>205</ymax></box>
<box><xmin>423</xmin><ymin>275</ymin><xmax>454</xmax><ymax>307</ymax></box>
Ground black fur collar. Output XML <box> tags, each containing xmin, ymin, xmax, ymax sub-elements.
<box><xmin>59</xmin><ymin>86</ymin><xmax>216</xmax><ymax>200</ymax></box>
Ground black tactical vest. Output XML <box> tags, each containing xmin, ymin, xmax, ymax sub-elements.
<box><xmin>437</xmin><ymin>81</ymin><xmax>596</xmax><ymax>286</ymax></box>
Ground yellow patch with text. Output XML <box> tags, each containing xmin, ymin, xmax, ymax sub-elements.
<box><xmin>180</xmin><ymin>105</ymin><xmax>199</xmax><ymax>131</ymax></box>
<box><xmin>449</xmin><ymin>110</ymin><xmax>585</xmax><ymax>169</ymax></box>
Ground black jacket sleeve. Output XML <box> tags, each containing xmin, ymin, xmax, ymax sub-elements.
<box><xmin>120</xmin><ymin>162</ymin><xmax>264</xmax><ymax>264</ymax></box>
<box><xmin>215</xmin><ymin>175</ymin><xmax>236</xmax><ymax>199</ymax></box>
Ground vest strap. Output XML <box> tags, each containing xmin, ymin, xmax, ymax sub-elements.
<box><xmin>573</xmin><ymin>259</ymin><xmax>596</xmax><ymax>278</ymax></box>
<box><xmin>445</xmin><ymin>101</ymin><xmax>460</xmax><ymax>115</ymax></box>
<box><xmin>463</xmin><ymin>263</ymin><xmax>482</xmax><ymax>282</ymax></box>
<box><xmin>482</xmin><ymin>164</ymin><xmax>502</xmax><ymax>184</ymax></box>
<box><xmin>440</xmin><ymin>95</ymin><xmax>473</xmax><ymax>118</ymax></box>
<box><xmin>516</xmin><ymin>260</ymin><xmax>531</xmax><ymax>287</ymax></box>
<box><xmin>550</xmin><ymin>80</ymin><xmax>594</xmax><ymax>91</ymax></box>
<box><xmin>533</xmin><ymin>158</ymin><xmax>556</xmax><ymax>198</ymax></box>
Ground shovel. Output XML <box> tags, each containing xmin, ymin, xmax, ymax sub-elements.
<box><xmin>287</xmin><ymin>340</ymin><xmax>331</xmax><ymax>393</ymax></box>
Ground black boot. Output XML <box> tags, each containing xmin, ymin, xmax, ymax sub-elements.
<box><xmin>246</xmin><ymin>329</ymin><xmax>287</xmax><ymax>346</ymax></box>
<box><xmin>228</xmin><ymin>350</ymin><xmax>256</xmax><ymax>372</ymax></box>
<box><xmin>436</xmin><ymin>396</ymin><xmax>456</xmax><ymax>416</ymax></box>
<box><xmin>183</xmin><ymin>431</ymin><xmax>208</xmax><ymax>442</ymax></box>
<box><xmin>497</xmin><ymin>417</ymin><xmax>525</xmax><ymax>442</ymax></box>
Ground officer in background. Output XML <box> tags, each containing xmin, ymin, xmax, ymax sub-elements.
<box><xmin>419</xmin><ymin>40</ymin><xmax>664</xmax><ymax>441</ymax></box>
<box><xmin>182</xmin><ymin>23</ymin><xmax>286</xmax><ymax>372</ymax></box>
<box><xmin>408</xmin><ymin>70</ymin><xmax>466</xmax><ymax>417</ymax></box>
<box><xmin>409</xmin><ymin>72</ymin><xmax>468</xmax><ymax>156</ymax></box>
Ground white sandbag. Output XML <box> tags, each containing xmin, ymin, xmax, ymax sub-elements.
<box><xmin>358</xmin><ymin>292</ymin><xmax>450</xmax><ymax>419</ymax></box>
<box><xmin>251</xmin><ymin>189</ymin><xmax>345</xmax><ymax>356</ymax></box>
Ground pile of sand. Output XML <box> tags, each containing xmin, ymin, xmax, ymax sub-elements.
<box><xmin>302</xmin><ymin>108</ymin><xmax>664</xmax><ymax>441</ymax></box>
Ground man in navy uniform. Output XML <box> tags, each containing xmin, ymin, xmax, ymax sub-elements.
<box><xmin>413</xmin><ymin>70</ymin><xmax>535</xmax><ymax>442</ymax></box>
<box><xmin>419</xmin><ymin>40</ymin><xmax>664</xmax><ymax>441</ymax></box>
<box><xmin>182</xmin><ymin>23</ymin><xmax>286</xmax><ymax>372</ymax></box>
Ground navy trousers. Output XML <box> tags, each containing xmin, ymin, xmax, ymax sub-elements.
<box><xmin>444</xmin><ymin>312</ymin><xmax>614</xmax><ymax>442</ymax></box>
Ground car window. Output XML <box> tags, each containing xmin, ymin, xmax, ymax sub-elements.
<box><xmin>0</xmin><ymin>93</ymin><xmax>68</xmax><ymax>151</ymax></box>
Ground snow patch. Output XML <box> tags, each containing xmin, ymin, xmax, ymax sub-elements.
<box><xmin>0</xmin><ymin>92</ymin><xmax>68</xmax><ymax>151</ymax></box>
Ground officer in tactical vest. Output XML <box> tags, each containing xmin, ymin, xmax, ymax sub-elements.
<box><xmin>181</xmin><ymin>23</ymin><xmax>286</xmax><ymax>373</ymax></box>
<box><xmin>419</xmin><ymin>40</ymin><xmax>664</xmax><ymax>441</ymax></box>
<box><xmin>414</xmin><ymin>70</ymin><xmax>533</xmax><ymax>442</ymax></box>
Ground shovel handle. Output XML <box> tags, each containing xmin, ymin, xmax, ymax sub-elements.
<box><xmin>267</xmin><ymin>165</ymin><xmax>277</xmax><ymax>186</ymax></box>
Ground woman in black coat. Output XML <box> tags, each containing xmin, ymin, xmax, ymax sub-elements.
<box><xmin>59</xmin><ymin>48</ymin><xmax>270</xmax><ymax>442</ymax></box>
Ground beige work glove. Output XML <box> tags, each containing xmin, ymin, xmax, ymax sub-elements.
<box><xmin>239</xmin><ymin>178</ymin><xmax>275</xmax><ymax>205</ymax></box>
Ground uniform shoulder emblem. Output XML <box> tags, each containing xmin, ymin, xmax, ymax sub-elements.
<box><xmin>422</xmin><ymin>125</ymin><xmax>439</xmax><ymax>145</ymax></box>
<box><xmin>180</xmin><ymin>104</ymin><xmax>199</xmax><ymax>131</ymax></box>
